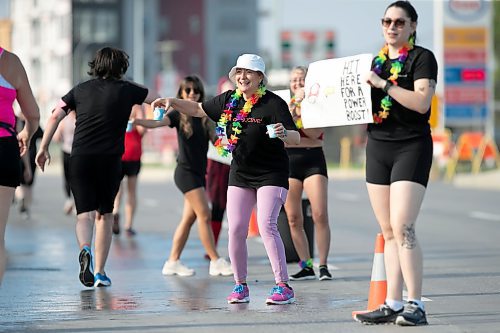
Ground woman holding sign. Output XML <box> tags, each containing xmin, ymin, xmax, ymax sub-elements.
<box><xmin>139</xmin><ymin>54</ymin><xmax>300</xmax><ymax>305</ymax></box>
<box><xmin>284</xmin><ymin>66</ymin><xmax>332</xmax><ymax>282</ymax></box>
<box><xmin>355</xmin><ymin>1</ymin><xmax>437</xmax><ymax>326</ymax></box>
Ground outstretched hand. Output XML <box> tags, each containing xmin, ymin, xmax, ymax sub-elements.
<box><xmin>151</xmin><ymin>98</ymin><xmax>171</xmax><ymax>111</ymax></box>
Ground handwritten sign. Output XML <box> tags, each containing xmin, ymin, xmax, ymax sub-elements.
<box><xmin>273</xmin><ymin>89</ymin><xmax>291</xmax><ymax>104</ymax></box>
<box><xmin>207</xmin><ymin>142</ymin><xmax>232</xmax><ymax>165</ymax></box>
<box><xmin>301</xmin><ymin>54</ymin><xmax>373</xmax><ymax>128</ymax></box>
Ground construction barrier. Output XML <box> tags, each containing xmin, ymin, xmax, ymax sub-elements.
<box><xmin>446</xmin><ymin>131</ymin><xmax>500</xmax><ymax>180</ymax></box>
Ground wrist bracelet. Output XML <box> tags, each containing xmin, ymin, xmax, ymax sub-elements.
<box><xmin>382</xmin><ymin>80</ymin><xmax>393</xmax><ymax>94</ymax></box>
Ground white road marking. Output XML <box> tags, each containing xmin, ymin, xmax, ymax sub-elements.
<box><xmin>469</xmin><ymin>211</ymin><xmax>500</xmax><ymax>222</ymax></box>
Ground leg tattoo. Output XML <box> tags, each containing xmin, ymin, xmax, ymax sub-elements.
<box><xmin>402</xmin><ymin>224</ymin><xmax>417</xmax><ymax>249</ymax></box>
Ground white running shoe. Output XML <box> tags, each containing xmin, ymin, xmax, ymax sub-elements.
<box><xmin>209</xmin><ymin>257</ymin><xmax>233</xmax><ymax>276</ymax></box>
<box><xmin>161</xmin><ymin>260</ymin><xmax>195</xmax><ymax>276</ymax></box>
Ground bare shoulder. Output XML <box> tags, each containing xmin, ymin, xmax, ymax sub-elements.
<box><xmin>0</xmin><ymin>49</ymin><xmax>27</xmax><ymax>88</ymax></box>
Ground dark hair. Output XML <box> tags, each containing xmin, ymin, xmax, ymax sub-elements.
<box><xmin>176</xmin><ymin>75</ymin><xmax>205</xmax><ymax>102</ymax></box>
<box><xmin>386</xmin><ymin>1</ymin><xmax>418</xmax><ymax>41</ymax></box>
<box><xmin>87</xmin><ymin>47</ymin><xmax>129</xmax><ymax>79</ymax></box>
<box><xmin>176</xmin><ymin>75</ymin><xmax>213</xmax><ymax>139</ymax></box>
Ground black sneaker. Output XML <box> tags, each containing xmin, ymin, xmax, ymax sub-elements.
<box><xmin>395</xmin><ymin>301</ymin><xmax>428</xmax><ymax>326</ymax></box>
<box><xmin>112</xmin><ymin>214</ymin><xmax>120</xmax><ymax>235</ymax></box>
<box><xmin>289</xmin><ymin>267</ymin><xmax>316</xmax><ymax>280</ymax></box>
<box><xmin>355</xmin><ymin>303</ymin><xmax>403</xmax><ymax>325</ymax></box>
<box><xmin>78</xmin><ymin>246</ymin><xmax>94</xmax><ymax>287</ymax></box>
<box><xmin>319</xmin><ymin>265</ymin><xmax>332</xmax><ymax>280</ymax></box>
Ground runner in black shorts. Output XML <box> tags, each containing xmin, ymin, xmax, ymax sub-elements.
<box><xmin>134</xmin><ymin>75</ymin><xmax>233</xmax><ymax>277</ymax></box>
<box><xmin>355</xmin><ymin>1</ymin><xmax>438</xmax><ymax>326</ymax></box>
<box><xmin>36</xmin><ymin>47</ymin><xmax>158</xmax><ymax>288</ymax></box>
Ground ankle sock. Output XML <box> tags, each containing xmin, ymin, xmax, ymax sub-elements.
<box><xmin>299</xmin><ymin>258</ymin><xmax>313</xmax><ymax>269</ymax></box>
<box><xmin>408</xmin><ymin>299</ymin><xmax>425</xmax><ymax>310</ymax></box>
<box><xmin>385</xmin><ymin>299</ymin><xmax>404</xmax><ymax>311</ymax></box>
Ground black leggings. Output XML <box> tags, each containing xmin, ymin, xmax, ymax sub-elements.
<box><xmin>366</xmin><ymin>135</ymin><xmax>433</xmax><ymax>187</ymax></box>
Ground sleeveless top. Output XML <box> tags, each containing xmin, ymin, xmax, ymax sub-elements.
<box><xmin>122</xmin><ymin>128</ymin><xmax>142</xmax><ymax>161</ymax></box>
<box><xmin>0</xmin><ymin>47</ymin><xmax>17</xmax><ymax>137</ymax></box>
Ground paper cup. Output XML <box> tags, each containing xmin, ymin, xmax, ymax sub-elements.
<box><xmin>267</xmin><ymin>124</ymin><xmax>277</xmax><ymax>138</ymax></box>
<box><xmin>153</xmin><ymin>107</ymin><xmax>165</xmax><ymax>121</ymax></box>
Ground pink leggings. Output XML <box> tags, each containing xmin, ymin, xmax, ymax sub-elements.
<box><xmin>226</xmin><ymin>185</ymin><xmax>289</xmax><ymax>283</ymax></box>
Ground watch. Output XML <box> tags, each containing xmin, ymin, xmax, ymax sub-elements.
<box><xmin>382</xmin><ymin>80</ymin><xmax>393</xmax><ymax>94</ymax></box>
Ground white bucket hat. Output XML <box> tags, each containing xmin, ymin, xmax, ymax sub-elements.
<box><xmin>228</xmin><ymin>54</ymin><xmax>268</xmax><ymax>85</ymax></box>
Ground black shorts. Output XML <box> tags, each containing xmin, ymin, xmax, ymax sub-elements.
<box><xmin>70</xmin><ymin>154</ymin><xmax>122</xmax><ymax>215</ymax></box>
<box><xmin>287</xmin><ymin>147</ymin><xmax>328</xmax><ymax>181</ymax></box>
<box><xmin>174</xmin><ymin>165</ymin><xmax>205</xmax><ymax>194</ymax></box>
<box><xmin>0</xmin><ymin>136</ymin><xmax>21</xmax><ymax>188</ymax></box>
<box><xmin>366</xmin><ymin>135</ymin><xmax>433</xmax><ymax>187</ymax></box>
<box><xmin>121</xmin><ymin>160</ymin><xmax>141</xmax><ymax>178</ymax></box>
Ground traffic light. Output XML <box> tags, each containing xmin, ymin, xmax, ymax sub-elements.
<box><xmin>281</xmin><ymin>31</ymin><xmax>292</xmax><ymax>68</ymax></box>
<box><xmin>326</xmin><ymin>30</ymin><xmax>335</xmax><ymax>59</ymax></box>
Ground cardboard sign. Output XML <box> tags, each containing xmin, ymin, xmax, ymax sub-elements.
<box><xmin>301</xmin><ymin>54</ymin><xmax>373</xmax><ymax>128</ymax></box>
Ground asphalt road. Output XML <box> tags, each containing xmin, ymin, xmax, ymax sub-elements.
<box><xmin>1</xmin><ymin>166</ymin><xmax>499</xmax><ymax>333</ymax></box>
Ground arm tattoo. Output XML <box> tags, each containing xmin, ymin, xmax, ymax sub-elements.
<box><xmin>402</xmin><ymin>224</ymin><xmax>417</xmax><ymax>249</ymax></box>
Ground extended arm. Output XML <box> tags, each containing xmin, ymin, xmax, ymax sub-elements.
<box><xmin>35</xmin><ymin>107</ymin><xmax>66</xmax><ymax>171</ymax></box>
<box><xmin>152</xmin><ymin>98</ymin><xmax>207</xmax><ymax>118</ymax></box>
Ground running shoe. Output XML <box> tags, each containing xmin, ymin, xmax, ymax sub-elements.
<box><xmin>290</xmin><ymin>267</ymin><xmax>316</xmax><ymax>281</ymax></box>
<box><xmin>209</xmin><ymin>257</ymin><xmax>233</xmax><ymax>276</ymax></box>
<box><xmin>319</xmin><ymin>265</ymin><xmax>333</xmax><ymax>281</ymax></box>
<box><xmin>94</xmin><ymin>272</ymin><xmax>112</xmax><ymax>287</ymax></box>
<box><xmin>395</xmin><ymin>301</ymin><xmax>428</xmax><ymax>326</ymax></box>
<box><xmin>227</xmin><ymin>284</ymin><xmax>250</xmax><ymax>303</ymax></box>
<box><xmin>354</xmin><ymin>303</ymin><xmax>403</xmax><ymax>325</ymax></box>
<box><xmin>161</xmin><ymin>260</ymin><xmax>195</xmax><ymax>276</ymax></box>
<box><xmin>266</xmin><ymin>283</ymin><xmax>295</xmax><ymax>305</ymax></box>
<box><xmin>78</xmin><ymin>246</ymin><xmax>94</xmax><ymax>287</ymax></box>
<box><xmin>125</xmin><ymin>228</ymin><xmax>136</xmax><ymax>236</ymax></box>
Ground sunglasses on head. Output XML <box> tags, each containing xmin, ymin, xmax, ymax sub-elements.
<box><xmin>184</xmin><ymin>87</ymin><xmax>200</xmax><ymax>94</ymax></box>
<box><xmin>381</xmin><ymin>18</ymin><xmax>408</xmax><ymax>28</ymax></box>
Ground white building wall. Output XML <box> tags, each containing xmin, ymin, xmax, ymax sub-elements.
<box><xmin>11</xmin><ymin>0</ymin><xmax>72</xmax><ymax>125</ymax></box>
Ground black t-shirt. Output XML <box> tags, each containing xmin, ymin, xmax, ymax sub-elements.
<box><xmin>368</xmin><ymin>45</ymin><xmax>438</xmax><ymax>141</ymax></box>
<box><xmin>202</xmin><ymin>90</ymin><xmax>296</xmax><ymax>189</ymax></box>
<box><xmin>61</xmin><ymin>78</ymin><xmax>148</xmax><ymax>155</ymax></box>
<box><xmin>167</xmin><ymin>110</ymin><xmax>209</xmax><ymax>176</ymax></box>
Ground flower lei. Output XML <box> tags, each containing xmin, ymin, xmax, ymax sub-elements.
<box><xmin>290</xmin><ymin>96</ymin><xmax>303</xmax><ymax>129</ymax></box>
<box><xmin>372</xmin><ymin>36</ymin><xmax>414</xmax><ymax>124</ymax></box>
<box><xmin>214</xmin><ymin>85</ymin><xmax>266</xmax><ymax>156</ymax></box>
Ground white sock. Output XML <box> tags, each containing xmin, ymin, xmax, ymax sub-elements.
<box><xmin>408</xmin><ymin>299</ymin><xmax>425</xmax><ymax>310</ymax></box>
<box><xmin>385</xmin><ymin>299</ymin><xmax>404</xmax><ymax>311</ymax></box>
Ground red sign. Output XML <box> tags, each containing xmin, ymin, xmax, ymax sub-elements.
<box><xmin>461</xmin><ymin>68</ymin><xmax>486</xmax><ymax>81</ymax></box>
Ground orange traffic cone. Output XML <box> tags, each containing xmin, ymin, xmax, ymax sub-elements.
<box><xmin>247</xmin><ymin>208</ymin><xmax>259</xmax><ymax>237</ymax></box>
<box><xmin>352</xmin><ymin>233</ymin><xmax>387</xmax><ymax>318</ymax></box>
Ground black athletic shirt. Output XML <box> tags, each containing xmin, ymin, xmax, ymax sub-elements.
<box><xmin>368</xmin><ymin>46</ymin><xmax>438</xmax><ymax>141</ymax></box>
<box><xmin>61</xmin><ymin>78</ymin><xmax>148</xmax><ymax>156</ymax></box>
<box><xmin>167</xmin><ymin>110</ymin><xmax>209</xmax><ymax>176</ymax></box>
<box><xmin>202</xmin><ymin>90</ymin><xmax>296</xmax><ymax>189</ymax></box>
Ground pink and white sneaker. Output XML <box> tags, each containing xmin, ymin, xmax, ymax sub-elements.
<box><xmin>227</xmin><ymin>284</ymin><xmax>250</xmax><ymax>303</ymax></box>
<box><xmin>266</xmin><ymin>283</ymin><xmax>295</xmax><ymax>305</ymax></box>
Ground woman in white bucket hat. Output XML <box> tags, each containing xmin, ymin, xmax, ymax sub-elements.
<box><xmin>139</xmin><ymin>53</ymin><xmax>300</xmax><ymax>305</ymax></box>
